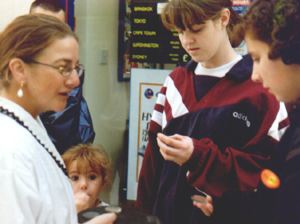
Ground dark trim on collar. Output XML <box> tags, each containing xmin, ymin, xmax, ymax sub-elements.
<box><xmin>226</xmin><ymin>54</ymin><xmax>253</xmax><ymax>82</ymax></box>
<box><xmin>186</xmin><ymin>60</ymin><xmax>198</xmax><ymax>72</ymax></box>
<box><xmin>185</xmin><ymin>54</ymin><xmax>253</xmax><ymax>82</ymax></box>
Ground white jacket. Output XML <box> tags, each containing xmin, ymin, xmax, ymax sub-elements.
<box><xmin>0</xmin><ymin>97</ymin><xmax>77</xmax><ymax>224</ymax></box>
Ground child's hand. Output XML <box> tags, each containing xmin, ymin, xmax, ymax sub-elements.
<box><xmin>74</xmin><ymin>191</ymin><xmax>91</xmax><ymax>213</ymax></box>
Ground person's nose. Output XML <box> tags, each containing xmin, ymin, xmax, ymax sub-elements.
<box><xmin>65</xmin><ymin>72</ymin><xmax>80</xmax><ymax>89</ymax></box>
<box><xmin>79</xmin><ymin>178</ymin><xmax>88</xmax><ymax>190</ymax></box>
<box><xmin>251</xmin><ymin>65</ymin><xmax>262</xmax><ymax>83</ymax></box>
<box><xmin>180</xmin><ymin>31</ymin><xmax>195</xmax><ymax>46</ymax></box>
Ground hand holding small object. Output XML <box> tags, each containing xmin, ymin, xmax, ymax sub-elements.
<box><xmin>191</xmin><ymin>193</ymin><xmax>214</xmax><ymax>217</ymax></box>
<box><xmin>157</xmin><ymin>133</ymin><xmax>194</xmax><ymax>166</ymax></box>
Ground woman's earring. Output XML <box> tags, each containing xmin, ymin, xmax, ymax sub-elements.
<box><xmin>17</xmin><ymin>81</ymin><xmax>24</xmax><ymax>98</ymax></box>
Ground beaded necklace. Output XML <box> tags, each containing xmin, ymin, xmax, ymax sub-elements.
<box><xmin>0</xmin><ymin>106</ymin><xmax>68</xmax><ymax>176</ymax></box>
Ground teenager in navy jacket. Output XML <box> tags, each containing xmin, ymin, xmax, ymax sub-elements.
<box><xmin>194</xmin><ymin>0</ymin><xmax>300</xmax><ymax>223</ymax></box>
<box><xmin>136</xmin><ymin>0</ymin><xmax>288</xmax><ymax>224</ymax></box>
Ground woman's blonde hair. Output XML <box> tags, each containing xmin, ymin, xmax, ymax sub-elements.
<box><xmin>0</xmin><ymin>14</ymin><xmax>77</xmax><ymax>87</ymax></box>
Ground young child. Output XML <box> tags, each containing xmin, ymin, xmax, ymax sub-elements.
<box><xmin>63</xmin><ymin>144</ymin><xmax>112</xmax><ymax>213</ymax></box>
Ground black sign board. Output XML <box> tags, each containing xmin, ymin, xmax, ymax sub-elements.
<box><xmin>118</xmin><ymin>0</ymin><xmax>251</xmax><ymax>81</ymax></box>
<box><xmin>129</xmin><ymin>2</ymin><xmax>188</xmax><ymax>64</ymax></box>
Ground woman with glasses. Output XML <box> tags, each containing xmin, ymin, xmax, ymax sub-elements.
<box><xmin>193</xmin><ymin>0</ymin><xmax>300</xmax><ymax>223</ymax></box>
<box><xmin>30</xmin><ymin>0</ymin><xmax>95</xmax><ymax>156</ymax></box>
<box><xmin>0</xmin><ymin>14</ymin><xmax>115</xmax><ymax>224</ymax></box>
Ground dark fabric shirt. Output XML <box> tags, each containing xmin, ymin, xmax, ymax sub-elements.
<box><xmin>212</xmin><ymin>103</ymin><xmax>300</xmax><ymax>224</ymax></box>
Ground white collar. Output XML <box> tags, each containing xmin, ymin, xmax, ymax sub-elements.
<box><xmin>195</xmin><ymin>55</ymin><xmax>242</xmax><ymax>78</ymax></box>
<box><xmin>0</xmin><ymin>96</ymin><xmax>64</xmax><ymax>166</ymax></box>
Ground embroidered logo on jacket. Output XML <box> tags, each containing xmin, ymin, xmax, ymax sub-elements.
<box><xmin>233</xmin><ymin>111</ymin><xmax>251</xmax><ymax>127</ymax></box>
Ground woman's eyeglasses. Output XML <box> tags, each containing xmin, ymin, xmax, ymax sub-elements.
<box><xmin>27</xmin><ymin>59</ymin><xmax>84</xmax><ymax>77</ymax></box>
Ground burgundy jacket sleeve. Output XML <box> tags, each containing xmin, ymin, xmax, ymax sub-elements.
<box><xmin>135</xmin><ymin>84</ymin><xmax>168</xmax><ymax>212</ymax></box>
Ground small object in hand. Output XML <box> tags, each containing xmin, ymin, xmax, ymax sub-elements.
<box><xmin>104</xmin><ymin>206</ymin><xmax>122</xmax><ymax>213</ymax></box>
<box><xmin>78</xmin><ymin>205</ymin><xmax>121</xmax><ymax>223</ymax></box>
<box><xmin>78</xmin><ymin>205</ymin><xmax>161</xmax><ymax>224</ymax></box>
<box><xmin>193</xmin><ymin>187</ymin><xmax>209</xmax><ymax>197</ymax></box>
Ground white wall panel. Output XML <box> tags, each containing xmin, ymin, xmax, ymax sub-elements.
<box><xmin>0</xmin><ymin>0</ymin><xmax>33</xmax><ymax>31</ymax></box>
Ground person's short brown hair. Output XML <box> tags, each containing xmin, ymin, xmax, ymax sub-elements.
<box><xmin>30</xmin><ymin>0</ymin><xmax>65</xmax><ymax>13</ymax></box>
<box><xmin>160</xmin><ymin>0</ymin><xmax>244</xmax><ymax>47</ymax></box>
<box><xmin>62</xmin><ymin>144</ymin><xmax>112</xmax><ymax>188</ymax></box>
<box><xmin>244</xmin><ymin>0</ymin><xmax>300</xmax><ymax>64</ymax></box>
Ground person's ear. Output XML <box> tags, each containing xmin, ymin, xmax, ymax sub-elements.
<box><xmin>8</xmin><ymin>58</ymin><xmax>27</xmax><ymax>83</ymax></box>
<box><xmin>219</xmin><ymin>8</ymin><xmax>230</xmax><ymax>28</ymax></box>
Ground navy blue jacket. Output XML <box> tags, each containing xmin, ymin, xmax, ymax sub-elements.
<box><xmin>40</xmin><ymin>72</ymin><xmax>95</xmax><ymax>154</ymax></box>
<box><xmin>137</xmin><ymin>56</ymin><xmax>288</xmax><ymax>224</ymax></box>
<box><xmin>210</xmin><ymin>104</ymin><xmax>300</xmax><ymax>224</ymax></box>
